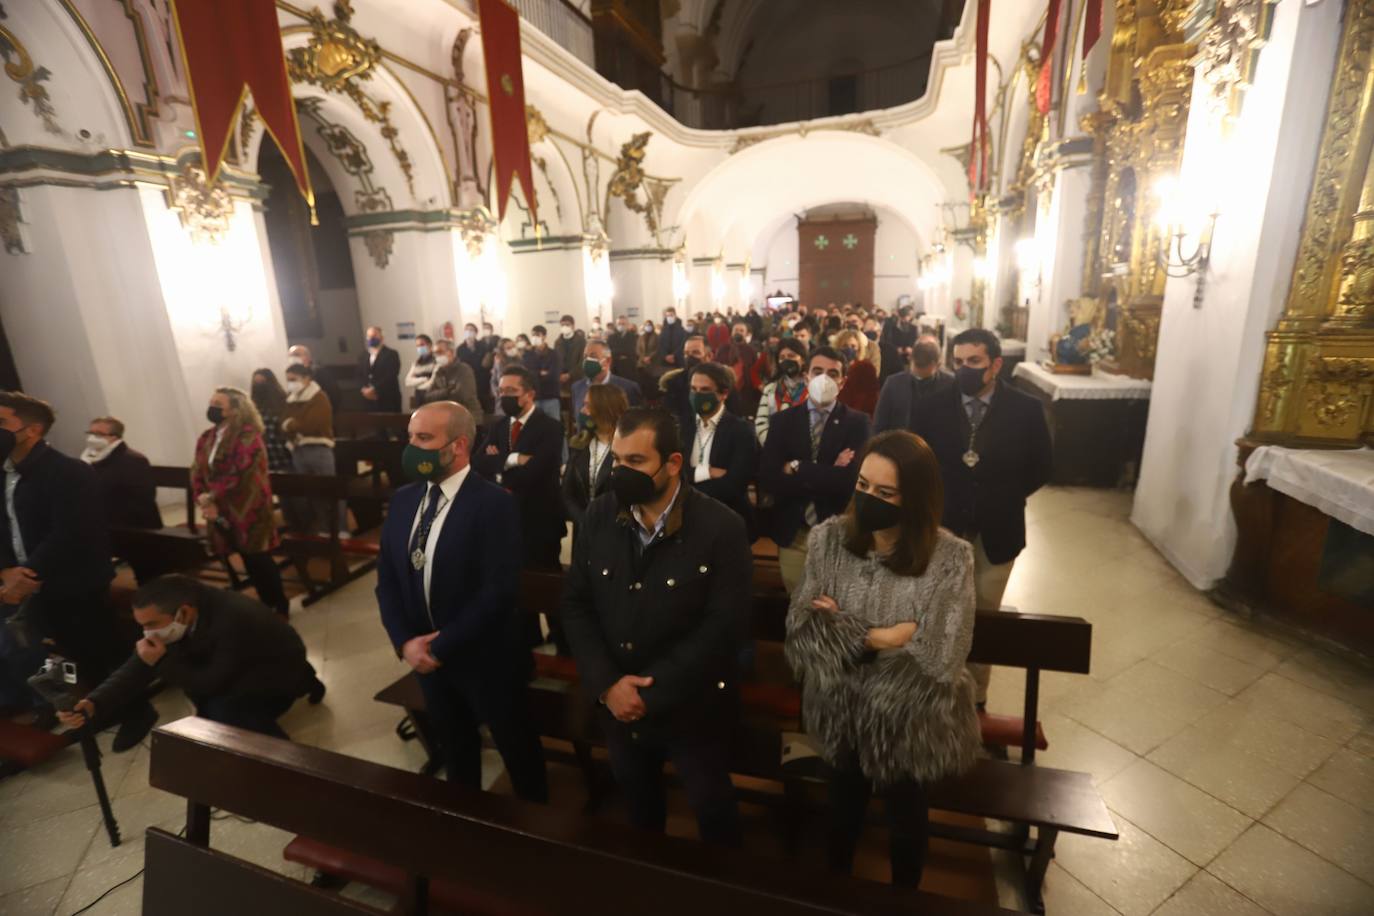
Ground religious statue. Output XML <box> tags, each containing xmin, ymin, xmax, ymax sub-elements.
<box><xmin>1047</xmin><ymin>296</ymin><xmax>1114</xmax><ymax>374</ymax></box>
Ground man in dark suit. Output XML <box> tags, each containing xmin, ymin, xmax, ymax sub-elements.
<box><xmin>562</xmin><ymin>407</ymin><xmax>749</xmax><ymax>845</ymax></box>
<box><xmin>878</xmin><ymin>306</ymin><xmax>918</xmax><ymax>384</ymax></box>
<box><xmin>607</xmin><ymin>317</ymin><xmax>639</xmax><ymax>380</ymax></box>
<box><xmin>376</xmin><ymin>401</ymin><xmax>548</xmax><ymax>800</ymax></box>
<box><xmin>572</xmin><ymin>339</ymin><xmax>644</xmax><ymax>418</ymax></box>
<box><xmin>873</xmin><ymin>338</ymin><xmax>954</xmax><ymax>435</ymax></box>
<box><xmin>0</xmin><ymin>392</ymin><xmax>157</xmax><ymax>747</ymax></box>
<box><xmin>360</xmin><ymin>325</ymin><xmax>403</xmax><ymax>413</ymax></box>
<box><xmin>684</xmin><ymin>363</ymin><xmax>757</xmax><ymax>532</ymax></box>
<box><xmin>474</xmin><ymin>366</ymin><xmax>566</xmax><ymax>569</ymax></box>
<box><xmin>82</xmin><ymin>416</ymin><xmax>162</xmax><ymax>530</ymax></box>
<box><xmin>913</xmin><ymin>328</ymin><xmax>1051</xmax><ymax>707</ymax></box>
<box><xmin>758</xmin><ymin>348</ymin><xmax>871</xmax><ymax>594</ymax></box>
<box><xmin>61</xmin><ymin>575</ymin><xmax>323</xmax><ymax>740</ymax></box>
<box><xmin>656</xmin><ymin>307</ymin><xmax>688</xmax><ymax>371</ymax></box>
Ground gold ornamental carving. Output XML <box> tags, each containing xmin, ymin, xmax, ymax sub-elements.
<box><xmin>728</xmin><ymin>119</ymin><xmax>881</xmax><ymax>155</ymax></box>
<box><xmin>455</xmin><ymin>208</ymin><xmax>497</xmax><ymax>259</ymax></box>
<box><xmin>363</xmin><ymin>229</ymin><xmax>393</xmax><ymax>269</ymax></box>
<box><xmin>1249</xmin><ymin>0</ymin><xmax>1374</xmax><ymax>448</ymax></box>
<box><xmin>607</xmin><ymin>132</ymin><xmax>676</xmax><ymax>245</ymax></box>
<box><xmin>165</xmin><ymin>164</ymin><xmax>234</xmax><ymax>245</ymax></box>
<box><xmin>526</xmin><ymin>104</ymin><xmax>550</xmax><ymax>146</ymax></box>
<box><xmin>286</xmin><ymin>0</ymin><xmax>415</xmax><ymax>196</ymax></box>
<box><xmin>0</xmin><ymin>22</ymin><xmax>60</xmax><ymax>134</ymax></box>
<box><xmin>1194</xmin><ymin>0</ymin><xmax>1278</xmax><ymax>125</ymax></box>
<box><xmin>0</xmin><ymin>187</ymin><xmax>26</xmax><ymax>255</ymax></box>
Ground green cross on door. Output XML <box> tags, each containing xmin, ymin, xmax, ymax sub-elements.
<box><xmin>842</xmin><ymin>233</ymin><xmax>858</xmax><ymax>249</ymax></box>
<box><xmin>814</xmin><ymin>234</ymin><xmax>830</xmax><ymax>250</ymax></box>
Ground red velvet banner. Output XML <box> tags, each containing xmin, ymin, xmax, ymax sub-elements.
<box><xmin>1083</xmin><ymin>0</ymin><xmax>1104</xmax><ymax>61</ymax></box>
<box><xmin>170</xmin><ymin>0</ymin><xmax>313</xmax><ymax>209</ymax></box>
<box><xmin>1036</xmin><ymin>0</ymin><xmax>1065</xmax><ymax>115</ymax></box>
<box><xmin>968</xmin><ymin>0</ymin><xmax>991</xmax><ymax>195</ymax></box>
<box><xmin>479</xmin><ymin>0</ymin><xmax>537</xmax><ymax>226</ymax></box>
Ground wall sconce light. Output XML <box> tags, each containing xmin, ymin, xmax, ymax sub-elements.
<box><xmin>971</xmin><ymin>255</ymin><xmax>990</xmax><ymax>282</ymax></box>
<box><xmin>1154</xmin><ymin>174</ymin><xmax>1218</xmax><ymax>308</ymax></box>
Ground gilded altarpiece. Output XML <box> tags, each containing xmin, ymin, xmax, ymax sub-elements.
<box><xmin>1081</xmin><ymin>1</ymin><xmax>1198</xmax><ymax>380</ymax></box>
<box><xmin>1250</xmin><ymin>0</ymin><xmax>1374</xmax><ymax>448</ymax></box>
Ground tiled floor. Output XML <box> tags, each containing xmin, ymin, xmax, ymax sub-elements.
<box><xmin>1</xmin><ymin>487</ymin><xmax>1371</xmax><ymax>915</ymax></box>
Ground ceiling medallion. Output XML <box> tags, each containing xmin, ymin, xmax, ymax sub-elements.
<box><xmin>165</xmin><ymin>164</ymin><xmax>234</xmax><ymax>245</ymax></box>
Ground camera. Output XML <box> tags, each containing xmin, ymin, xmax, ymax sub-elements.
<box><xmin>28</xmin><ymin>656</ymin><xmax>78</xmax><ymax>712</ymax></box>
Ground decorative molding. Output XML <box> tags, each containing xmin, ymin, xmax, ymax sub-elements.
<box><xmin>526</xmin><ymin>104</ymin><xmax>550</xmax><ymax>145</ymax></box>
<box><xmin>363</xmin><ymin>228</ymin><xmax>392</xmax><ymax>268</ymax></box>
<box><xmin>0</xmin><ymin>186</ymin><xmax>27</xmax><ymax>254</ymax></box>
<box><xmin>606</xmin><ymin>131</ymin><xmax>675</xmax><ymax>244</ymax></box>
<box><xmin>729</xmin><ymin>118</ymin><xmax>881</xmax><ymax>155</ymax></box>
<box><xmin>446</xmin><ymin>28</ymin><xmax>485</xmax><ymax>208</ymax></box>
<box><xmin>0</xmin><ymin>23</ymin><xmax>60</xmax><ymax>135</ymax></box>
<box><xmin>164</xmin><ymin>163</ymin><xmax>234</xmax><ymax>244</ymax></box>
<box><xmin>456</xmin><ymin>207</ymin><xmax>497</xmax><ymax>258</ymax></box>
<box><xmin>1194</xmin><ymin>0</ymin><xmax>1279</xmax><ymax>125</ymax></box>
<box><xmin>285</xmin><ymin>1</ymin><xmax>414</xmax><ymax>196</ymax></box>
<box><xmin>297</xmin><ymin>98</ymin><xmax>392</xmax><ymax>213</ymax></box>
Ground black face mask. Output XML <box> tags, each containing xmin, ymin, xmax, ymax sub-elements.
<box><xmin>206</xmin><ymin>405</ymin><xmax>226</xmax><ymax>425</ymax></box>
<box><xmin>500</xmin><ymin>395</ymin><xmax>523</xmax><ymax>418</ymax></box>
<box><xmin>0</xmin><ymin>428</ymin><xmax>15</xmax><ymax>463</ymax></box>
<box><xmin>684</xmin><ymin>356</ymin><xmax>702</xmax><ymax>372</ymax></box>
<box><xmin>779</xmin><ymin>358</ymin><xmax>801</xmax><ymax>378</ymax></box>
<box><xmin>853</xmin><ymin>491</ymin><xmax>901</xmax><ymax>533</ymax></box>
<box><xmin>956</xmin><ymin>365</ymin><xmax>990</xmax><ymax>397</ymax></box>
<box><xmin>732</xmin><ymin>333</ymin><xmax>745</xmax><ymax>343</ymax></box>
<box><xmin>609</xmin><ymin>462</ymin><xmax>664</xmax><ymax>508</ymax></box>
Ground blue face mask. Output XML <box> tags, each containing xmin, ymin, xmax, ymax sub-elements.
<box><xmin>367</xmin><ymin>336</ymin><xmax>382</xmax><ymax>349</ymax></box>
<box><xmin>417</xmin><ymin>346</ymin><xmax>431</xmax><ymax>358</ymax></box>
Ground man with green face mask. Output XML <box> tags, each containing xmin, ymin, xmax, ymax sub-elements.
<box><xmin>379</xmin><ymin>401</ymin><xmax>549</xmax><ymax>801</ymax></box>
<box><xmin>571</xmin><ymin>340</ymin><xmax>643</xmax><ymax>420</ymax></box>
<box><xmin>685</xmin><ymin>363</ymin><xmax>757</xmax><ymax>532</ymax></box>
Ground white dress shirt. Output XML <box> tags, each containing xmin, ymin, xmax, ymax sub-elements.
<box><xmin>406</xmin><ymin>464</ymin><xmax>471</xmax><ymax>611</ymax></box>
<box><xmin>692</xmin><ymin>405</ymin><xmax>725</xmax><ymax>483</ymax></box>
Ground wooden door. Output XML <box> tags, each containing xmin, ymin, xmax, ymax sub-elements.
<box><xmin>798</xmin><ymin>217</ymin><xmax>876</xmax><ymax>306</ymax></box>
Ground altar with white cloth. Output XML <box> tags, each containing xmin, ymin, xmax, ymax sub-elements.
<box><xmin>1226</xmin><ymin>443</ymin><xmax>1374</xmax><ymax>654</ymax></box>
<box><xmin>1011</xmin><ymin>362</ymin><xmax>1152</xmax><ymax>487</ymax></box>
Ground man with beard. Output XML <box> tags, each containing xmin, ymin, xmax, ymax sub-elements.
<box><xmin>562</xmin><ymin>407</ymin><xmax>750</xmax><ymax>845</ymax></box>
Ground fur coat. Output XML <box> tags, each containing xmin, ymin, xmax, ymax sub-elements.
<box><xmin>191</xmin><ymin>423</ymin><xmax>279</xmax><ymax>556</ymax></box>
<box><xmin>784</xmin><ymin>518</ymin><xmax>980</xmax><ymax>786</ymax></box>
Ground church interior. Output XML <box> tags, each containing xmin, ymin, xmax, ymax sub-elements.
<box><xmin>0</xmin><ymin>0</ymin><xmax>1372</xmax><ymax>914</ymax></box>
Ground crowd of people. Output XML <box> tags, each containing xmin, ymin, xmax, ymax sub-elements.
<box><xmin>0</xmin><ymin>296</ymin><xmax>1053</xmax><ymax>889</ymax></box>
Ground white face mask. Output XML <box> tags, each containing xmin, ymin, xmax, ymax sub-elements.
<box><xmin>560</xmin><ymin>326</ymin><xmax>574</xmax><ymax>339</ymax></box>
<box><xmin>82</xmin><ymin>435</ymin><xmax>116</xmax><ymax>463</ymax></box>
<box><xmin>482</xmin><ymin>328</ymin><xmax>494</xmax><ymax>337</ymax></box>
<box><xmin>643</xmin><ymin>324</ymin><xmax>652</xmax><ymax>333</ymax></box>
<box><xmin>145</xmin><ymin>612</ymin><xmax>189</xmax><ymax>645</ymax></box>
<box><xmin>504</xmin><ymin>347</ymin><xmax>518</xmax><ymax>358</ymax></box>
<box><xmin>530</xmin><ymin>336</ymin><xmax>544</xmax><ymax>347</ymax></box>
<box><xmin>808</xmin><ymin>373</ymin><xmax>839</xmax><ymax>407</ymax></box>
<box><xmin>465</xmin><ymin>329</ymin><xmax>476</xmax><ymax>340</ymax></box>
<box><xmin>434</xmin><ymin>354</ymin><xmax>453</xmax><ymax>367</ymax></box>
<box><xmin>285</xmin><ymin>380</ymin><xmax>303</xmax><ymax>395</ymax></box>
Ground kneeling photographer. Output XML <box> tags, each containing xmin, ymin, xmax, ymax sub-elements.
<box><xmin>58</xmin><ymin>575</ymin><xmax>325</xmax><ymax>743</ymax></box>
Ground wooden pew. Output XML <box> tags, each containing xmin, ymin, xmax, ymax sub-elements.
<box><xmin>375</xmin><ymin>570</ymin><xmax>1115</xmax><ymax>914</ymax></box>
<box><xmin>332</xmin><ymin>411</ymin><xmax>411</xmax><ymax>439</ymax></box>
<box><xmin>146</xmin><ymin>717</ymin><xmax>1017</xmax><ymax>916</ymax></box>
<box><xmin>109</xmin><ymin>525</ymin><xmax>213</xmax><ymax>583</ymax></box>
<box><xmin>269</xmin><ymin>472</ymin><xmax>379</xmax><ymax>606</ymax></box>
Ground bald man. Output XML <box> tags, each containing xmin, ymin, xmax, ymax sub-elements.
<box><xmin>376</xmin><ymin>401</ymin><xmax>548</xmax><ymax>800</ymax></box>
<box><xmin>359</xmin><ymin>325</ymin><xmax>402</xmax><ymax>412</ymax></box>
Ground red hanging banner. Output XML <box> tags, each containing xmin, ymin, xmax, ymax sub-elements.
<box><xmin>968</xmin><ymin>0</ymin><xmax>991</xmax><ymax>195</ymax></box>
<box><xmin>1083</xmin><ymin>0</ymin><xmax>1104</xmax><ymax>61</ymax></box>
<box><xmin>478</xmin><ymin>0</ymin><xmax>537</xmax><ymax>226</ymax></box>
<box><xmin>1036</xmin><ymin>0</ymin><xmax>1065</xmax><ymax>115</ymax></box>
<box><xmin>169</xmin><ymin>0</ymin><xmax>313</xmax><ymax>209</ymax></box>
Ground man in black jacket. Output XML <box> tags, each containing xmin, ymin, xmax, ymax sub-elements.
<box><xmin>360</xmin><ymin>325</ymin><xmax>403</xmax><ymax>412</ymax></box>
<box><xmin>913</xmin><ymin>328</ymin><xmax>1052</xmax><ymax>706</ymax></box>
<box><xmin>873</xmin><ymin>338</ymin><xmax>954</xmax><ymax>435</ymax></box>
<box><xmin>82</xmin><ymin>417</ymin><xmax>162</xmax><ymax>530</ymax></box>
<box><xmin>60</xmin><ymin>575</ymin><xmax>323</xmax><ymax>741</ymax></box>
<box><xmin>656</xmin><ymin>307</ymin><xmax>688</xmax><ymax>371</ymax></box>
<box><xmin>878</xmin><ymin>306</ymin><xmax>918</xmax><ymax>384</ymax></box>
<box><xmin>684</xmin><ymin>362</ymin><xmax>757</xmax><ymax>534</ymax></box>
<box><xmin>758</xmin><ymin>348</ymin><xmax>871</xmax><ymax>594</ymax></box>
<box><xmin>562</xmin><ymin>407</ymin><xmax>749</xmax><ymax>845</ymax></box>
<box><xmin>474</xmin><ymin>366</ymin><xmax>566</xmax><ymax>569</ymax></box>
<box><xmin>0</xmin><ymin>391</ymin><xmax>157</xmax><ymax>746</ymax></box>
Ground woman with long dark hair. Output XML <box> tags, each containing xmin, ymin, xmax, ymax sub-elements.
<box><xmin>784</xmin><ymin>430</ymin><xmax>979</xmax><ymax>887</ymax></box>
<box><xmin>561</xmin><ymin>383</ymin><xmax>630</xmax><ymax>534</ymax></box>
<box><xmin>753</xmin><ymin>337</ymin><xmax>811</xmax><ymax>446</ymax></box>
<box><xmin>250</xmin><ymin>368</ymin><xmax>293</xmax><ymax>473</ymax></box>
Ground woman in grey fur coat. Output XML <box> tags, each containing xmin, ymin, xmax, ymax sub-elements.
<box><xmin>784</xmin><ymin>430</ymin><xmax>980</xmax><ymax>887</ymax></box>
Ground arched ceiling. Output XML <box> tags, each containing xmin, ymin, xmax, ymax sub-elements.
<box><xmin>674</xmin><ymin>131</ymin><xmax>943</xmax><ymax>262</ymax></box>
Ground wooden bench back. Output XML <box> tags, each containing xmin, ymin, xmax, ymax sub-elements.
<box><xmin>147</xmin><ymin>717</ymin><xmax>1012</xmax><ymax>916</ymax></box>
<box><xmin>333</xmin><ymin>411</ymin><xmax>411</xmax><ymax>438</ymax></box>
<box><xmin>518</xmin><ymin>568</ymin><xmax>1093</xmax><ymax>675</ymax></box>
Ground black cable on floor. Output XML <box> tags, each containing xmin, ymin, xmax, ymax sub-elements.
<box><xmin>67</xmin><ymin>825</ymin><xmax>185</xmax><ymax>915</ymax></box>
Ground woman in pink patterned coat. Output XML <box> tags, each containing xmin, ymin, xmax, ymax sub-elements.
<box><xmin>192</xmin><ymin>386</ymin><xmax>289</xmax><ymax>616</ymax></box>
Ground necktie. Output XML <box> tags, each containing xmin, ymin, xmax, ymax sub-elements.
<box><xmin>408</xmin><ymin>485</ymin><xmax>444</xmax><ymax>581</ymax></box>
<box><xmin>967</xmin><ymin>398</ymin><xmax>986</xmax><ymax>429</ymax></box>
<box><xmin>809</xmin><ymin>409</ymin><xmax>826</xmax><ymax>460</ymax></box>
<box><xmin>510</xmin><ymin>419</ymin><xmax>523</xmax><ymax>450</ymax></box>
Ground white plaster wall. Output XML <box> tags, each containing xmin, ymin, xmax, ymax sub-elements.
<box><xmin>0</xmin><ymin>185</ymin><xmax>197</xmax><ymax>462</ymax></box>
<box><xmin>506</xmin><ymin>246</ymin><xmax>586</xmax><ymax>334</ymax></box>
<box><xmin>1026</xmin><ymin>162</ymin><xmax>1091</xmax><ymax>362</ymax></box>
<box><xmin>609</xmin><ymin>256</ymin><xmax>674</xmax><ymax>323</ymax></box>
<box><xmin>1131</xmin><ymin>0</ymin><xmax>1345</xmax><ymax>589</ymax></box>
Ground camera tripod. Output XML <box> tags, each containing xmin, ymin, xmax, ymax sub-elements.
<box><xmin>74</xmin><ymin>723</ymin><xmax>122</xmax><ymax>847</ymax></box>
